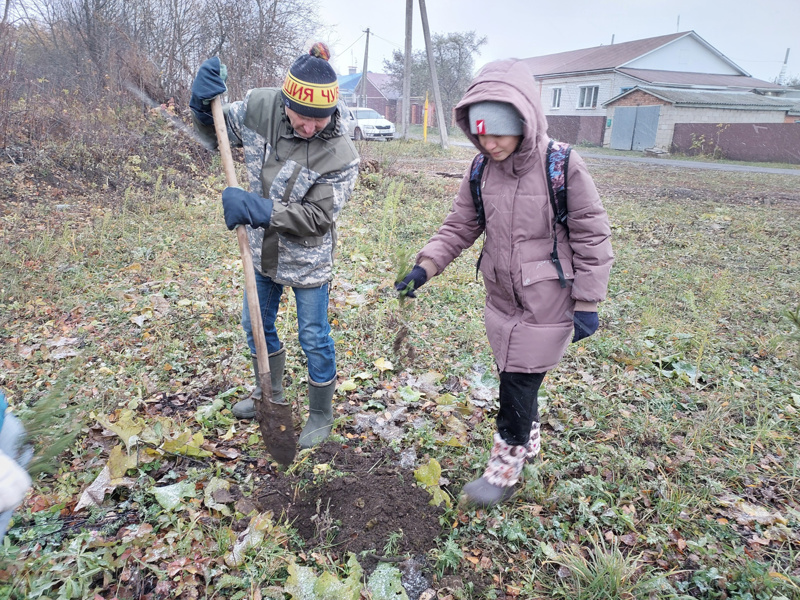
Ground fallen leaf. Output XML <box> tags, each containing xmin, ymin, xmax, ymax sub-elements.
<box><xmin>96</xmin><ymin>409</ymin><xmax>143</xmax><ymax>449</ymax></box>
<box><xmin>46</xmin><ymin>337</ymin><xmax>80</xmax><ymax>348</ymax></box>
<box><xmin>345</xmin><ymin>292</ymin><xmax>368</xmax><ymax>306</ymax></box>
<box><xmin>225</xmin><ymin>513</ymin><xmax>278</xmax><ymax>567</ymax></box>
<box><xmin>163</xmin><ymin>430</ymin><xmax>213</xmax><ymax>457</ymax></box>
<box><xmin>373</xmin><ymin>357</ymin><xmax>393</xmax><ymax>373</ymax></box>
<box><xmin>108</xmin><ymin>444</ymin><xmax>140</xmax><ymax>479</ymax></box>
<box><xmin>51</xmin><ymin>347</ymin><xmax>81</xmax><ymax>360</ymax></box>
<box><xmin>718</xmin><ymin>494</ymin><xmax>788</xmax><ymax>526</ymax></box>
<box><xmin>338</xmin><ymin>379</ymin><xmax>358</xmax><ymax>392</ymax></box>
<box><xmin>204</xmin><ymin>477</ymin><xmax>233</xmax><ymax>516</ymax></box>
<box><xmin>152</xmin><ymin>480</ymin><xmax>196</xmax><ymax>511</ymax></box>
<box><xmin>74</xmin><ymin>466</ymin><xmax>135</xmax><ymax>512</ymax></box>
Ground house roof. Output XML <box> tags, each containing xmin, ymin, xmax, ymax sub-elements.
<box><xmin>368</xmin><ymin>73</ymin><xmax>400</xmax><ymax>100</ymax></box>
<box><xmin>337</xmin><ymin>72</ymin><xmax>400</xmax><ymax>100</ymax></box>
<box><xmin>523</xmin><ymin>32</ymin><xmax>688</xmax><ymax>75</ymax></box>
<box><xmin>523</xmin><ymin>31</ymin><xmax>748</xmax><ymax>77</ymax></box>
<box><xmin>604</xmin><ymin>86</ymin><xmax>799</xmax><ymax>110</ymax></box>
<box><xmin>617</xmin><ymin>68</ymin><xmax>782</xmax><ymax>90</ymax></box>
<box><xmin>337</xmin><ymin>72</ymin><xmax>362</xmax><ymax>93</ymax></box>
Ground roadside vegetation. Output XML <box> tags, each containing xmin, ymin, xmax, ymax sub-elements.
<box><xmin>1</xmin><ymin>100</ymin><xmax>799</xmax><ymax>599</ymax></box>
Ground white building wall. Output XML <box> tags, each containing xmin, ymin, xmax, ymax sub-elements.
<box><xmin>541</xmin><ymin>73</ymin><xmax>642</xmax><ymax>117</ymax></box>
<box><xmin>624</xmin><ymin>37</ymin><xmax>740</xmax><ymax>74</ymax></box>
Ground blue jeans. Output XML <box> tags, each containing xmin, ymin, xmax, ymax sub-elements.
<box><xmin>242</xmin><ymin>270</ymin><xmax>336</xmax><ymax>384</ymax></box>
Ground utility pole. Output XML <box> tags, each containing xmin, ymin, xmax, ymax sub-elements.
<box><xmin>360</xmin><ymin>28</ymin><xmax>370</xmax><ymax>107</ymax></box>
<box><xmin>418</xmin><ymin>0</ymin><xmax>448</xmax><ymax>149</ymax></box>
<box><xmin>401</xmin><ymin>0</ymin><xmax>413</xmax><ymax>139</ymax></box>
<box><xmin>777</xmin><ymin>48</ymin><xmax>790</xmax><ymax>85</ymax></box>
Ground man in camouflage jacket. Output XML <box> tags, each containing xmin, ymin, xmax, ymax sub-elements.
<box><xmin>191</xmin><ymin>44</ymin><xmax>359</xmax><ymax>448</ymax></box>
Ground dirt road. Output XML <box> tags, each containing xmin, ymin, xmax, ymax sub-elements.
<box><xmin>580</xmin><ymin>152</ymin><xmax>800</xmax><ymax>176</ymax></box>
<box><xmin>441</xmin><ymin>138</ymin><xmax>800</xmax><ymax>176</ymax></box>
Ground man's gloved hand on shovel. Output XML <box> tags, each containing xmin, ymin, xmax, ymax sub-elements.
<box><xmin>222</xmin><ymin>187</ymin><xmax>273</xmax><ymax>231</ymax></box>
<box><xmin>190</xmin><ymin>57</ymin><xmax>228</xmax><ymax>125</ymax></box>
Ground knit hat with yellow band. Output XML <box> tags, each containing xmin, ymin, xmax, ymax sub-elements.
<box><xmin>281</xmin><ymin>43</ymin><xmax>339</xmax><ymax>118</ymax></box>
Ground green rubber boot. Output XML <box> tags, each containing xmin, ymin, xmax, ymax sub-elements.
<box><xmin>298</xmin><ymin>377</ymin><xmax>336</xmax><ymax>449</ymax></box>
<box><xmin>232</xmin><ymin>346</ymin><xmax>286</xmax><ymax>419</ymax></box>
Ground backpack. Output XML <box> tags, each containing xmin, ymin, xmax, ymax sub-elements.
<box><xmin>469</xmin><ymin>139</ymin><xmax>572</xmax><ymax>288</ymax></box>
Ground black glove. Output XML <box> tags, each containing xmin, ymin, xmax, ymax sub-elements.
<box><xmin>572</xmin><ymin>311</ymin><xmax>599</xmax><ymax>343</ymax></box>
<box><xmin>222</xmin><ymin>187</ymin><xmax>273</xmax><ymax>231</ymax></box>
<box><xmin>190</xmin><ymin>57</ymin><xmax>228</xmax><ymax>125</ymax></box>
<box><xmin>395</xmin><ymin>265</ymin><xmax>428</xmax><ymax>298</ymax></box>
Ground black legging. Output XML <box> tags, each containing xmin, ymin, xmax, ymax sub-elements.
<box><xmin>496</xmin><ymin>371</ymin><xmax>546</xmax><ymax>445</ymax></box>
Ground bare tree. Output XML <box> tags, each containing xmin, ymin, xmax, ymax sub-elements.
<box><xmin>2</xmin><ymin>0</ymin><xmax>14</xmax><ymax>25</ymax></box>
<box><xmin>206</xmin><ymin>0</ymin><xmax>317</xmax><ymax>99</ymax></box>
<box><xmin>0</xmin><ymin>12</ymin><xmax>17</xmax><ymax>147</ymax></box>
<box><xmin>384</xmin><ymin>31</ymin><xmax>486</xmax><ymax>129</ymax></box>
<box><xmin>12</xmin><ymin>0</ymin><xmax>319</xmax><ymax>103</ymax></box>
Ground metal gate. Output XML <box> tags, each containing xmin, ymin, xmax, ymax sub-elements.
<box><xmin>610</xmin><ymin>105</ymin><xmax>660</xmax><ymax>150</ymax></box>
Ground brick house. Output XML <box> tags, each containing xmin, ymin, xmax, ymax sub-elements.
<box><xmin>522</xmin><ymin>31</ymin><xmax>789</xmax><ymax>148</ymax></box>
<box><xmin>338</xmin><ymin>70</ymin><xmax>433</xmax><ymax>125</ymax></box>
<box><xmin>338</xmin><ymin>70</ymin><xmax>404</xmax><ymax>122</ymax></box>
<box><xmin>604</xmin><ymin>87</ymin><xmax>799</xmax><ymax>152</ymax></box>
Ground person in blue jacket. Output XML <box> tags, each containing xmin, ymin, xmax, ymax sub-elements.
<box><xmin>0</xmin><ymin>390</ymin><xmax>32</xmax><ymax>539</ymax></box>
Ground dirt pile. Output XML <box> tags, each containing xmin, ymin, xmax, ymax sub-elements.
<box><xmin>255</xmin><ymin>442</ymin><xmax>446</xmax><ymax>572</ymax></box>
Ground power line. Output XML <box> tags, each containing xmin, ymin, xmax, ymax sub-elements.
<box><xmin>370</xmin><ymin>32</ymin><xmax>402</xmax><ymax>49</ymax></box>
<box><xmin>337</xmin><ymin>32</ymin><xmax>366</xmax><ymax>58</ymax></box>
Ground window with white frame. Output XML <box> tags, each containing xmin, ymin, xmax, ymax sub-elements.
<box><xmin>578</xmin><ymin>85</ymin><xmax>599</xmax><ymax>109</ymax></box>
<box><xmin>551</xmin><ymin>88</ymin><xmax>562</xmax><ymax>109</ymax></box>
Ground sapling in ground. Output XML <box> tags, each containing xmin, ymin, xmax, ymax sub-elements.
<box><xmin>392</xmin><ymin>247</ymin><xmax>416</xmax><ymax>360</ymax></box>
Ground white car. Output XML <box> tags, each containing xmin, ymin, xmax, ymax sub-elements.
<box><xmin>345</xmin><ymin>107</ymin><xmax>395</xmax><ymax>141</ymax></box>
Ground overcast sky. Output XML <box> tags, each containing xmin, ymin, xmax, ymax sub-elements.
<box><xmin>314</xmin><ymin>0</ymin><xmax>798</xmax><ymax>83</ymax></box>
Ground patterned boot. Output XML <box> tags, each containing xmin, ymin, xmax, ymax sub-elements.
<box><xmin>525</xmin><ymin>421</ymin><xmax>541</xmax><ymax>463</ymax></box>
<box><xmin>462</xmin><ymin>433</ymin><xmax>527</xmax><ymax>508</ymax></box>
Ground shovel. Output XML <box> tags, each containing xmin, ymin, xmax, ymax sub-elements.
<box><xmin>210</xmin><ymin>97</ymin><xmax>297</xmax><ymax>466</ymax></box>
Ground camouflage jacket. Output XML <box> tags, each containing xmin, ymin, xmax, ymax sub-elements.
<box><xmin>195</xmin><ymin>88</ymin><xmax>359</xmax><ymax>287</ymax></box>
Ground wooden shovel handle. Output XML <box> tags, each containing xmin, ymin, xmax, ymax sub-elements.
<box><xmin>210</xmin><ymin>97</ymin><xmax>272</xmax><ymax>400</ymax></box>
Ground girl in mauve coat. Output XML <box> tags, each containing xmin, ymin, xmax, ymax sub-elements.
<box><xmin>397</xmin><ymin>59</ymin><xmax>613</xmax><ymax>507</ymax></box>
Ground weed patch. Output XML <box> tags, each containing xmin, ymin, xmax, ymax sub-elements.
<box><xmin>1</xmin><ymin>123</ymin><xmax>799</xmax><ymax>598</ymax></box>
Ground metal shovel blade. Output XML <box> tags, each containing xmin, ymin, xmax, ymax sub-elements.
<box><xmin>255</xmin><ymin>394</ymin><xmax>297</xmax><ymax>466</ymax></box>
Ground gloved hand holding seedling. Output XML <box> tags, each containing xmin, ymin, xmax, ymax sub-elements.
<box><xmin>394</xmin><ymin>247</ymin><xmax>433</xmax><ymax>301</ymax></box>
<box><xmin>392</xmin><ymin>248</ymin><xmax>417</xmax><ymax>301</ymax></box>
<box><xmin>395</xmin><ymin>265</ymin><xmax>428</xmax><ymax>299</ymax></box>
<box><xmin>392</xmin><ymin>248</ymin><xmax>421</xmax><ymax>358</ymax></box>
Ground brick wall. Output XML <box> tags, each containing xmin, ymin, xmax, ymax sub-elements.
<box><xmin>609</xmin><ymin>91</ymin><xmax>670</xmax><ymax>107</ymax></box>
<box><xmin>672</xmin><ymin>122</ymin><xmax>800</xmax><ymax>163</ymax></box>
<box><xmin>546</xmin><ymin>115</ymin><xmax>606</xmax><ymax>146</ymax></box>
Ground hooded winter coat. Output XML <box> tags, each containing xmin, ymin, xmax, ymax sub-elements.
<box><xmin>417</xmin><ymin>59</ymin><xmax>613</xmax><ymax>373</ymax></box>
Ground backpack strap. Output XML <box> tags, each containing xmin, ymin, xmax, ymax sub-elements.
<box><xmin>469</xmin><ymin>153</ymin><xmax>488</xmax><ymax>277</ymax></box>
<box><xmin>469</xmin><ymin>153</ymin><xmax>488</xmax><ymax>228</ymax></box>
<box><xmin>546</xmin><ymin>139</ymin><xmax>572</xmax><ymax>288</ymax></box>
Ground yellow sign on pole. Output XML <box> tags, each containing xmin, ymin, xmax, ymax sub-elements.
<box><xmin>423</xmin><ymin>91</ymin><xmax>429</xmax><ymax>143</ymax></box>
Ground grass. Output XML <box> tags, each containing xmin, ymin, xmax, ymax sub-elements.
<box><xmin>0</xmin><ymin>114</ymin><xmax>799</xmax><ymax>598</ymax></box>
